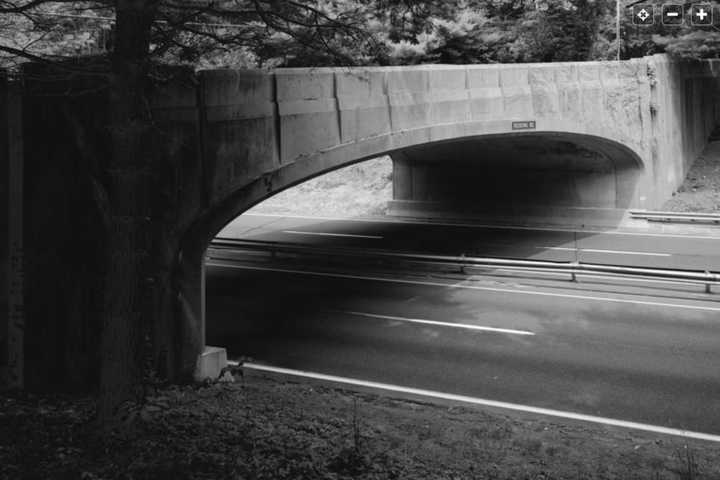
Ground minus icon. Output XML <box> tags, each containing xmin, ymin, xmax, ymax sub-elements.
<box><xmin>667</xmin><ymin>12</ymin><xmax>679</xmax><ymax>16</ymax></box>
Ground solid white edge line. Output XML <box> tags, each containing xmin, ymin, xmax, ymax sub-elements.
<box><xmin>206</xmin><ymin>262</ymin><xmax>720</xmax><ymax>312</ymax></box>
<box><xmin>282</xmin><ymin>230</ymin><xmax>383</xmax><ymax>239</ymax></box>
<box><xmin>543</xmin><ymin>246</ymin><xmax>671</xmax><ymax>257</ymax></box>
<box><xmin>580</xmin><ymin>248</ymin><xmax>672</xmax><ymax>257</ymax></box>
<box><xmin>241</xmin><ymin>362</ymin><xmax>720</xmax><ymax>443</ymax></box>
<box><xmin>339</xmin><ymin>310</ymin><xmax>535</xmax><ymax>336</ymax></box>
<box><xmin>241</xmin><ymin>213</ymin><xmax>720</xmax><ymax>240</ymax></box>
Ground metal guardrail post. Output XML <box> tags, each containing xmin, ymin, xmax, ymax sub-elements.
<box><xmin>706</xmin><ymin>271</ymin><xmax>713</xmax><ymax>294</ymax></box>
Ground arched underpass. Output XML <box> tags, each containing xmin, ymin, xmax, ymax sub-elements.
<box><xmin>140</xmin><ymin>55</ymin><xmax>719</xmax><ymax>383</ymax></box>
<box><xmin>388</xmin><ymin>133</ymin><xmax>644</xmax><ymax>219</ymax></box>
<box><xmin>200</xmin><ymin>130</ymin><xmax>646</xmax><ymax>379</ymax></box>
<box><xmin>191</xmin><ymin>131</ymin><xmax>642</xmax><ymax>384</ymax></box>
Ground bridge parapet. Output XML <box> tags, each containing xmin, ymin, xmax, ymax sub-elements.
<box><xmin>191</xmin><ymin>56</ymin><xmax>719</xmax><ymax>213</ymax></box>
<box><xmin>231</xmin><ymin>60</ymin><xmax>653</xmax><ymax>167</ymax></box>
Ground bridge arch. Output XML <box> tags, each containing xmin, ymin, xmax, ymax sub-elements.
<box><xmin>175</xmin><ymin>128</ymin><xmax>645</xmax><ymax>378</ymax></box>
<box><xmin>198</xmin><ymin>130</ymin><xmax>645</xmax><ymax>244</ymax></box>
<box><xmin>169</xmin><ymin>56</ymin><xmax>718</xmax><ymax>381</ymax></box>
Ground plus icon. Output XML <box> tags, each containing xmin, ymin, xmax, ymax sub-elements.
<box><xmin>692</xmin><ymin>4</ymin><xmax>713</xmax><ymax>25</ymax></box>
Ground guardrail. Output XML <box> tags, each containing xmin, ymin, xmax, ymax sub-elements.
<box><xmin>210</xmin><ymin>237</ymin><xmax>720</xmax><ymax>293</ymax></box>
<box><xmin>630</xmin><ymin>210</ymin><xmax>720</xmax><ymax>224</ymax></box>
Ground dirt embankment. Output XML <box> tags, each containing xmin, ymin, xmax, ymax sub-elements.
<box><xmin>248</xmin><ymin>157</ymin><xmax>392</xmax><ymax>218</ymax></box>
<box><xmin>662</xmin><ymin>141</ymin><xmax>720</xmax><ymax>213</ymax></box>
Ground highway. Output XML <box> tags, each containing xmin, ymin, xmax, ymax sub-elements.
<box><xmin>207</xmin><ymin>214</ymin><xmax>720</xmax><ymax>439</ymax></box>
<box><xmin>219</xmin><ymin>213</ymin><xmax>720</xmax><ymax>271</ymax></box>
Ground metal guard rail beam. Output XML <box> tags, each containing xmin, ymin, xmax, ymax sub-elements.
<box><xmin>210</xmin><ymin>237</ymin><xmax>720</xmax><ymax>292</ymax></box>
<box><xmin>630</xmin><ymin>210</ymin><xmax>720</xmax><ymax>224</ymax></box>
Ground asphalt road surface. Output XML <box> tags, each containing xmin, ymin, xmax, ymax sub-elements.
<box><xmin>219</xmin><ymin>213</ymin><xmax>720</xmax><ymax>271</ymax></box>
<box><xmin>207</xmin><ymin>214</ymin><xmax>720</xmax><ymax>438</ymax></box>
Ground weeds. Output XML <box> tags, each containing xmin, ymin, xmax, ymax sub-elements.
<box><xmin>675</xmin><ymin>445</ymin><xmax>700</xmax><ymax>480</ymax></box>
<box><xmin>3</xmin><ymin>379</ymin><xmax>720</xmax><ymax>480</ymax></box>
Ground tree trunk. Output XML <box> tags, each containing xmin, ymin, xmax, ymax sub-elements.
<box><xmin>97</xmin><ymin>0</ymin><xmax>158</xmax><ymax>425</ymax></box>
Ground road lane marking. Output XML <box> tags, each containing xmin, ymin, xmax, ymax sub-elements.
<box><xmin>207</xmin><ymin>262</ymin><xmax>720</xmax><ymax>312</ymax></box>
<box><xmin>282</xmin><ymin>230</ymin><xmax>383</xmax><ymax>239</ymax></box>
<box><xmin>241</xmin><ymin>362</ymin><xmax>720</xmax><ymax>443</ymax></box>
<box><xmin>544</xmin><ymin>247</ymin><xmax>671</xmax><ymax>257</ymax></box>
<box><xmin>241</xmin><ymin>213</ymin><xmax>720</xmax><ymax>240</ymax></box>
<box><xmin>580</xmin><ymin>248</ymin><xmax>671</xmax><ymax>257</ymax></box>
<box><xmin>491</xmin><ymin>268</ymin><xmax>713</xmax><ymax>289</ymax></box>
<box><xmin>339</xmin><ymin>310</ymin><xmax>535</xmax><ymax>335</ymax></box>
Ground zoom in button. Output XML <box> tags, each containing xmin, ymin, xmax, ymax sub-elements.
<box><xmin>691</xmin><ymin>4</ymin><xmax>713</xmax><ymax>25</ymax></box>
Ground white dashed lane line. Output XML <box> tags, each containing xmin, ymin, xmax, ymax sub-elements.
<box><xmin>282</xmin><ymin>230</ymin><xmax>383</xmax><ymax>239</ymax></box>
<box><xmin>337</xmin><ymin>310</ymin><xmax>535</xmax><ymax>336</ymax></box>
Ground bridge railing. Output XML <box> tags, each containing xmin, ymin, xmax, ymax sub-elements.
<box><xmin>209</xmin><ymin>238</ymin><xmax>720</xmax><ymax>294</ymax></box>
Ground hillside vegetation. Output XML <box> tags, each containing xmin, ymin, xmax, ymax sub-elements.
<box><xmin>3</xmin><ymin>373</ymin><xmax>719</xmax><ymax>479</ymax></box>
<box><xmin>663</xmin><ymin>141</ymin><xmax>720</xmax><ymax>213</ymax></box>
<box><xmin>249</xmin><ymin>157</ymin><xmax>393</xmax><ymax>218</ymax></box>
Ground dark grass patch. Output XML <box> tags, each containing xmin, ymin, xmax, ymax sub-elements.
<box><xmin>2</xmin><ymin>374</ymin><xmax>719</xmax><ymax>479</ymax></box>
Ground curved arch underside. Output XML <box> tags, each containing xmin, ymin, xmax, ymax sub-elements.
<box><xmin>390</xmin><ymin>132</ymin><xmax>643</xmax><ymax>212</ymax></box>
<box><xmin>201</xmin><ymin>131</ymin><xmax>643</xmax><ymax>244</ymax></box>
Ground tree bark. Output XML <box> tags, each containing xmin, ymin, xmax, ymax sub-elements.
<box><xmin>97</xmin><ymin>0</ymin><xmax>159</xmax><ymax>425</ymax></box>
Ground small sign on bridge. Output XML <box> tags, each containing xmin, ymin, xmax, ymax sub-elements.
<box><xmin>512</xmin><ymin>121</ymin><xmax>536</xmax><ymax>130</ymax></box>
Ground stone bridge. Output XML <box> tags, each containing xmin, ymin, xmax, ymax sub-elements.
<box><xmin>184</xmin><ymin>54</ymin><xmax>718</xmax><ymax>229</ymax></box>
<box><xmin>2</xmin><ymin>54</ymin><xmax>719</xmax><ymax>389</ymax></box>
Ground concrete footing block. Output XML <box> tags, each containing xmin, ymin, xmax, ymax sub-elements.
<box><xmin>194</xmin><ymin>346</ymin><xmax>228</xmax><ymax>382</ymax></box>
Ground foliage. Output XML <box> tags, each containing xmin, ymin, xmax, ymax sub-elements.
<box><xmin>665</xmin><ymin>30</ymin><xmax>720</xmax><ymax>59</ymax></box>
<box><xmin>0</xmin><ymin>2</ymin><xmax>111</xmax><ymax>70</ymax></box>
<box><xmin>522</xmin><ymin>0</ymin><xmax>608</xmax><ymax>62</ymax></box>
<box><xmin>3</xmin><ymin>0</ymin><xmax>720</xmax><ymax>70</ymax></box>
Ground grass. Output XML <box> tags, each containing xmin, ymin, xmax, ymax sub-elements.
<box><xmin>2</xmin><ymin>372</ymin><xmax>719</xmax><ymax>479</ymax></box>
